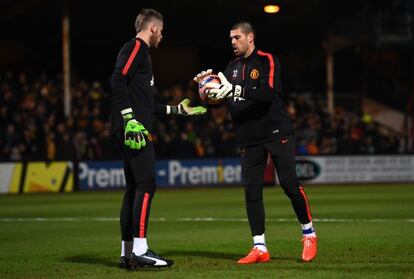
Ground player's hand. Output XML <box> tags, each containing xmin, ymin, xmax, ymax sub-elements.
<box><xmin>178</xmin><ymin>98</ymin><xmax>207</xmax><ymax>115</ymax></box>
<box><xmin>205</xmin><ymin>72</ymin><xmax>243</xmax><ymax>99</ymax></box>
<box><xmin>123</xmin><ymin>113</ymin><xmax>149</xmax><ymax>150</ymax></box>
<box><xmin>193</xmin><ymin>69</ymin><xmax>213</xmax><ymax>84</ymax></box>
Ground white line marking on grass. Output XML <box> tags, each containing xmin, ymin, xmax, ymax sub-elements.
<box><xmin>177</xmin><ymin>218</ymin><xmax>414</xmax><ymax>223</ymax></box>
<box><xmin>0</xmin><ymin>217</ymin><xmax>413</xmax><ymax>223</ymax></box>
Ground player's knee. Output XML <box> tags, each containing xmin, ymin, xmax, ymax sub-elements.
<box><xmin>244</xmin><ymin>184</ymin><xmax>263</xmax><ymax>202</ymax></box>
<box><xmin>138</xmin><ymin>178</ymin><xmax>156</xmax><ymax>194</ymax></box>
<box><xmin>280</xmin><ymin>180</ymin><xmax>300</xmax><ymax>198</ymax></box>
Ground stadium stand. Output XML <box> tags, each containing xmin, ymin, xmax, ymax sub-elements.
<box><xmin>0</xmin><ymin>70</ymin><xmax>405</xmax><ymax>162</ymax></box>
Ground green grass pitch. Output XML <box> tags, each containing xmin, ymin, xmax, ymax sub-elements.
<box><xmin>0</xmin><ymin>184</ymin><xmax>413</xmax><ymax>278</ymax></box>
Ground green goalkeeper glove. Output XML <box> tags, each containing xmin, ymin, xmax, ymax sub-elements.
<box><xmin>122</xmin><ymin>109</ymin><xmax>149</xmax><ymax>150</ymax></box>
<box><xmin>168</xmin><ymin>98</ymin><xmax>207</xmax><ymax>115</ymax></box>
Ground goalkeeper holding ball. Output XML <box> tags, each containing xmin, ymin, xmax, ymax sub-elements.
<box><xmin>194</xmin><ymin>22</ymin><xmax>318</xmax><ymax>264</ymax></box>
<box><xmin>111</xmin><ymin>8</ymin><xmax>206</xmax><ymax>269</ymax></box>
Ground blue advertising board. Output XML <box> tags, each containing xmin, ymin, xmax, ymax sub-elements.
<box><xmin>78</xmin><ymin>159</ymin><xmax>242</xmax><ymax>190</ymax></box>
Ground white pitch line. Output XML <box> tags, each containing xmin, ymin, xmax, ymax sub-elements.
<box><xmin>0</xmin><ymin>217</ymin><xmax>413</xmax><ymax>223</ymax></box>
<box><xmin>177</xmin><ymin>218</ymin><xmax>414</xmax><ymax>223</ymax></box>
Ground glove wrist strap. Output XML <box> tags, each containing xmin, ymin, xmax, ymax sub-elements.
<box><xmin>167</xmin><ymin>105</ymin><xmax>180</xmax><ymax>115</ymax></box>
<box><xmin>178</xmin><ymin>104</ymin><xmax>187</xmax><ymax>115</ymax></box>
<box><xmin>121</xmin><ymin>108</ymin><xmax>134</xmax><ymax>120</ymax></box>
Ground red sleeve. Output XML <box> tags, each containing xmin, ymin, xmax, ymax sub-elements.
<box><xmin>121</xmin><ymin>40</ymin><xmax>142</xmax><ymax>77</ymax></box>
<box><xmin>243</xmin><ymin>51</ymin><xmax>281</xmax><ymax>102</ymax></box>
<box><xmin>110</xmin><ymin>39</ymin><xmax>145</xmax><ymax>113</ymax></box>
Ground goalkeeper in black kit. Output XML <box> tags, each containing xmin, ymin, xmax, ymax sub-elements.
<box><xmin>194</xmin><ymin>22</ymin><xmax>318</xmax><ymax>264</ymax></box>
<box><xmin>111</xmin><ymin>8</ymin><xmax>206</xmax><ymax>268</ymax></box>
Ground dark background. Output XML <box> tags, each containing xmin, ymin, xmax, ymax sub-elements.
<box><xmin>1</xmin><ymin>0</ymin><xmax>413</xmax><ymax>161</ymax></box>
<box><xmin>1</xmin><ymin>0</ymin><xmax>413</xmax><ymax>95</ymax></box>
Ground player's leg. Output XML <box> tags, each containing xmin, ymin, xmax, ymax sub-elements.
<box><xmin>132</xmin><ymin>178</ymin><xmax>155</xmax><ymax>256</ymax></box>
<box><xmin>265</xmin><ymin>135</ymin><xmax>317</xmax><ymax>262</ymax></box>
<box><xmin>121</xmin><ymin>139</ymin><xmax>173</xmax><ymax>267</ymax></box>
<box><xmin>238</xmin><ymin>144</ymin><xmax>270</xmax><ymax>264</ymax></box>
<box><xmin>119</xmin><ymin>158</ymin><xmax>136</xmax><ymax>268</ymax></box>
<box><xmin>116</xmin><ymin>130</ymin><xmax>136</xmax><ymax>268</ymax></box>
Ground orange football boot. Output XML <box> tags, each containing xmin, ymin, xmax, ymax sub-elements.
<box><xmin>301</xmin><ymin>235</ymin><xmax>318</xmax><ymax>262</ymax></box>
<box><xmin>237</xmin><ymin>247</ymin><xmax>270</xmax><ymax>264</ymax></box>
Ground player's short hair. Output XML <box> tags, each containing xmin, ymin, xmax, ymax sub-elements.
<box><xmin>231</xmin><ymin>21</ymin><xmax>256</xmax><ymax>38</ymax></box>
<box><xmin>135</xmin><ymin>8</ymin><xmax>163</xmax><ymax>33</ymax></box>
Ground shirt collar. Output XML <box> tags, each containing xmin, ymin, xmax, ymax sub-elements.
<box><xmin>240</xmin><ymin>48</ymin><xmax>257</xmax><ymax>62</ymax></box>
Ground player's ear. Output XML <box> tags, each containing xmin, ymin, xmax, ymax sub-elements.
<box><xmin>150</xmin><ymin>24</ymin><xmax>156</xmax><ymax>34</ymax></box>
<box><xmin>248</xmin><ymin>33</ymin><xmax>254</xmax><ymax>43</ymax></box>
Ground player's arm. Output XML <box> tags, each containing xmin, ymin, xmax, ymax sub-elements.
<box><xmin>154</xmin><ymin>100</ymin><xmax>206</xmax><ymax>116</ymax></box>
<box><xmin>143</xmin><ymin>68</ymin><xmax>210</xmax><ymax>116</ymax></box>
<box><xmin>205</xmin><ymin>55</ymin><xmax>281</xmax><ymax>103</ymax></box>
<box><xmin>110</xmin><ymin>40</ymin><xmax>148</xmax><ymax>150</ymax></box>
<box><xmin>111</xmin><ymin>40</ymin><xmax>145</xmax><ymax>112</ymax></box>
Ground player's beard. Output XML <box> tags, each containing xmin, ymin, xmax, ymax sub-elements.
<box><xmin>233</xmin><ymin>46</ymin><xmax>240</xmax><ymax>56</ymax></box>
<box><xmin>235</xmin><ymin>42</ymin><xmax>250</xmax><ymax>57</ymax></box>
<box><xmin>150</xmin><ymin>34</ymin><xmax>161</xmax><ymax>48</ymax></box>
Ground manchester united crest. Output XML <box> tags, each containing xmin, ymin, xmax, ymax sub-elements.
<box><xmin>250</xmin><ymin>69</ymin><xmax>259</xmax><ymax>79</ymax></box>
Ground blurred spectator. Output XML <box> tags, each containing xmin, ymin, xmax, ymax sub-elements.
<box><xmin>0</xmin><ymin>71</ymin><xmax>405</xmax><ymax>162</ymax></box>
<box><xmin>306</xmin><ymin>137</ymin><xmax>319</xmax><ymax>155</ymax></box>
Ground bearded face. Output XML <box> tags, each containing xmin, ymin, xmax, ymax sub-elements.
<box><xmin>230</xmin><ymin>28</ymin><xmax>254</xmax><ymax>57</ymax></box>
<box><xmin>150</xmin><ymin>21</ymin><xmax>163</xmax><ymax>48</ymax></box>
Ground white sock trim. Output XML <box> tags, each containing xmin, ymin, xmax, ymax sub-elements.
<box><xmin>132</xmin><ymin>237</ymin><xmax>148</xmax><ymax>256</ymax></box>
<box><xmin>301</xmin><ymin>221</ymin><xmax>316</xmax><ymax>236</ymax></box>
<box><xmin>166</xmin><ymin>105</ymin><xmax>171</xmax><ymax>114</ymax></box>
<box><xmin>253</xmin><ymin>234</ymin><xmax>265</xmax><ymax>245</ymax></box>
<box><xmin>253</xmin><ymin>234</ymin><xmax>267</xmax><ymax>251</ymax></box>
<box><xmin>301</xmin><ymin>222</ymin><xmax>313</xmax><ymax>231</ymax></box>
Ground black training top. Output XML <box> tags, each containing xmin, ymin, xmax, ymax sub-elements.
<box><xmin>110</xmin><ymin>38</ymin><xmax>165</xmax><ymax>133</ymax></box>
<box><xmin>223</xmin><ymin>48</ymin><xmax>293</xmax><ymax>147</ymax></box>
